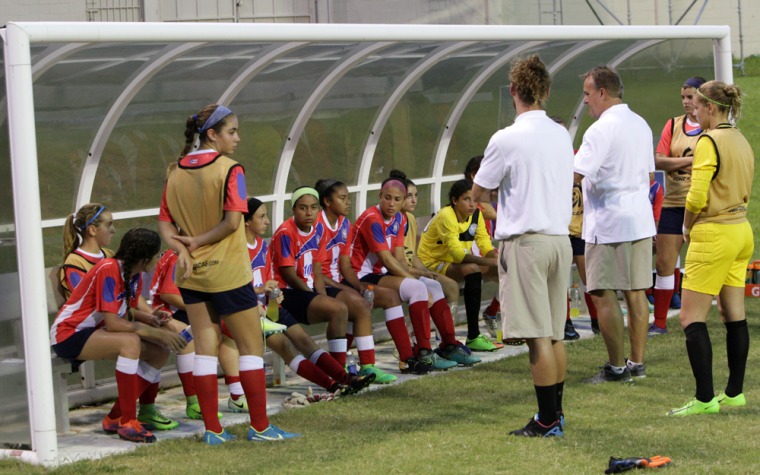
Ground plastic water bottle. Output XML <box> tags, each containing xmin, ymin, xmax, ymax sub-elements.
<box><xmin>346</xmin><ymin>353</ymin><xmax>358</xmax><ymax>377</ymax></box>
<box><xmin>569</xmin><ymin>284</ymin><xmax>581</xmax><ymax>318</ymax></box>
<box><xmin>267</xmin><ymin>288</ymin><xmax>281</xmax><ymax>321</ymax></box>
<box><xmin>179</xmin><ymin>326</ymin><xmax>193</xmax><ymax>343</ymax></box>
<box><xmin>363</xmin><ymin>285</ymin><xmax>375</xmax><ymax>306</ymax></box>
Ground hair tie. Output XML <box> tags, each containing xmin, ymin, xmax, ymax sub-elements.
<box><xmin>198</xmin><ymin>105</ymin><xmax>233</xmax><ymax>133</ymax></box>
<box><xmin>697</xmin><ymin>89</ymin><xmax>730</xmax><ymax>108</ymax></box>
<box><xmin>291</xmin><ymin>187</ymin><xmax>319</xmax><ymax>207</ymax></box>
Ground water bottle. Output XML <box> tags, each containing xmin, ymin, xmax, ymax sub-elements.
<box><xmin>346</xmin><ymin>353</ymin><xmax>358</xmax><ymax>377</ymax></box>
<box><xmin>179</xmin><ymin>326</ymin><xmax>193</xmax><ymax>343</ymax></box>
<box><xmin>267</xmin><ymin>288</ymin><xmax>281</xmax><ymax>321</ymax></box>
<box><xmin>363</xmin><ymin>285</ymin><xmax>375</xmax><ymax>306</ymax></box>
<box><xmin>569</xmin><ymin>284</ymin><xmax>581</xmax><ymax>318</ymax></box>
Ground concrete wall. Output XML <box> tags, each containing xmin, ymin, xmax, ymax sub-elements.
<box><xmin>0</xmin><ymin>0</ymin><xmax>86</xmax><ymax>24</ymax></box>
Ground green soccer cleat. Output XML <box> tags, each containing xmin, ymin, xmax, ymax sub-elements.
<box><xmin>186</xmin><ymin>401</ymin><xmax>223</xmax><ymax>420</ymax></box>
<box><xmin>667</xmin><ymin>397</ymin><xmax>720</xmax><ymax>416</ymax></box>
<box><xmin>227</xmin><ymin>395</ymin><xmax>248</xmax><ymax>413</ymax></box>
<box><xmin>359</xmin><ymin>364</ymin><xmax>397</xmax><ymax>384</ymax></box>
<box><xmin>137</xmin><ymin>406</ymin><xmax>179</xmax><ymax>431</ymax></box>
<box><xmin>437</xmin><ymin>343</ymin><xmax>481</xmax><ymax>366</ymax></box>
<box><xmin>419</xmin><ymin>349</ymin><xmax>457</xmax><ymax>371</ymax></box>
<box><xmin>465</xmin><ymin>334</ymin><xmax>498</xmax><ymax>352</ymax></box>
<box><xmin>261</xmin><ymin>317</ymin><xmax>287</xmax><ymax>337</ymax></box>
<box><xmin>717</xmin><ymin>392</ymin><xmax>746</xmax><ymax>407</ymax></box>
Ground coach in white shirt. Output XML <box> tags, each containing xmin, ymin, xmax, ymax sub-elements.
<box><xmin>573</xmin><ymin>66</ymin><xmax>656</xmax><ymax>384</ymax></box>
<box><xmin>473</xmin><ymin>55</ymin><xmax>573</xmax><ymax>438</ymax></box>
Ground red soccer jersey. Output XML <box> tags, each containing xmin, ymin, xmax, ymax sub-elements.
<box><xmin>270</xmin><ymin>218</ymin><xmax>325</xmax><ymax>289</ymax></box>
<box><xmin>150</xmin><ymin>250</ymin><xmax>180</xmax><ymax>314</ymax></box>
<box><xmin>316</xmin><ymin>211</ymin><xmax>351</xmax><ymax>282</ymax></box>
<box><xmin>50</xmin><ymin>258</ymin><xmax>141</xmax><ymax>345</ymax></box>
<box><xmin>248</xmin><ymin>236</ymin><xmax>272</xmax><ymax>306</ymax></box>
<box><xmin>344</xmin><ymin>205</ymin><xmax>405</xmax><ymax>278</ymax></box>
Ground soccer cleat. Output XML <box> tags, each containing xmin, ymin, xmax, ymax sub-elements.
<box><xmin>625</xmin><ymin>359</ymin><xmax>646</xmax><ymax>378</ymax></box>
<box><xmin>510</xmin><ymin>417</ymin><xmax>564</xmax><ymax>438</ymax></box>
<box><xmin>227</xmin><ymin>395</ymin><xmax>248</xmax><ymax>413</ymax></box>
<box><xmin>647</xmin><ymin>323</ymin><xmax>667</xmax><ymax>336</ymax></box>
<box><xmin>247</xmin><ymin>423</ymin><xmax>301</xmax><ymax>442</ymax></box>
<box><xmin>186</xmin><ymin>402</ymin><xmax>223</xmax><ymax>420</ymax></box>
<box><xmin>359</xmin><ymin>364</ymin><xmax>397</xmax><ymax>384</ymax></box>
<box><xmin>261</xmin><ymin>317</ymin><xmax>287</xmax><ymax>337</ymax></box>
<box><xmin>717</xmin><ymin>392</ymin><xmax>746</xmax><ymax>407</ymax></box>
<box><xmin>436</xmin><ymin>343</ymin><xmax>481</xmax><ymax>366</ymax></box>
<box><xmin>102</xmin><ymin>415</ymin><xmax>120</xmax><ymax>434</ymax></box>
<box><xmin>483</xmin><ymin>311</ymin><xmax>499</xmax><ymax>339</ymax></box>
<box><xmin>535</xmin><ymin>412</ymin><xmax>565</xmax><ymax>430</ymax></box>
<box><xmin>564</xmin><ymin>321</ymin><xmax>580</xmax><ymax>340</ymax></box>
<box><xmin>419</xmin><ymin>349</ymin><xmax>458</xmax><ymax>371</ymax></box>
<box><xmin>117</xmin><ymin>419</ymin><xmax>157</xmax><ymax>443</ymax></box>
<box><xmin>583</xmin><ymin>364</ymin><xmax>633</xmax><ymax>384</ymax></box>
<box><xmin>340</xmin><ymin>372</ymin><xmax>376</xmax><ymax>395</ymax></box>
<box><xmin>465</xmin><ymin>334</ymin><xmax>498</xmax><ymax>352</ymax></box>
<box><xmin>670</xmin><ymin>292</ymin><xmax>682</xmax><ymax>309</ymax></box>
<box><xmin>399</xmin><ymin>356</ymin><xmax>431</xmax><ymax>375</ymax></box>
<box><xmin>137</xmin><ymin>407</ymin><xmax>179</xmax><ymax>431</ymax></box>
<box><xmin>502</xmin><ymin>338</ymin><xmax>526</xmax><ymax>346</ymax></box>
<box><xmin>667</xmin><ymin>397</ymin><xmax>720</xmax><ymax>416</ymax></box>
<box><xmin>203</xmin><ymin>428</ymin><xmax>237</xmax><ymax>446</ymax></box>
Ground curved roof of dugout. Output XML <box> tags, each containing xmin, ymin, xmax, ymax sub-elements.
<box><xmin>0</xmin><ymin>22</ymin><xmax>732</xmax><ymax>464</ymax></box>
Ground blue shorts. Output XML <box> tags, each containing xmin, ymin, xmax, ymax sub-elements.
<box><xmin>266</xmin><ymin>306</ymin><xmax>299</xmax><ymax>328</ymax></box>
<box><xmin>51</xmin><ymin>326</ymin><xmax>98</xmax><ymax>368</ymax></box>
<box><xmin>180</xmin><ymin>283</ymin><xmax>258</xmax><ymax>317</ymax></box>
<box><xmin>172</xmin><ymin>309</ymin><xmax>189</xmax><ymax>325</ymax></box>
<box><xmin>359</xmin><ymin>273</ymin><xmax>385</xmax><ymax>285</ymax></box>
<box><xmin>657</xmin><ymin>207</ymin><xmax>685</xmax><ymax>235</ymax></box>
<box><xmin>281</xmin><ymin>289</ymin><xmax>319</xmax><ymax>325</ymax></box>
<box><xmin>570</xmin><ymin>236</ymin><xmax>585</xmax><ymax>256</ymax></box>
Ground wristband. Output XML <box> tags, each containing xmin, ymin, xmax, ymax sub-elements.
<box><xmin>682</xmin><ymin>225</ymin><xmax>690</xmax><ymax>236</ymax></box>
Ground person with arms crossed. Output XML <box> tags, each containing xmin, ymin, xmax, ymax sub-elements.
<box><xmin>667</xmin><ymin>81</ymin><xmax>754</xmax><ymax>416</ymax></box>
<box><xmin>472</xmin><ymin>55</ymin><xmax>573</xmax><ymax>437</ymax></box>
<box><xmin>573</xmin><ymin>66</ymin><xmax>656</xmax><ymax>384</ymax></box>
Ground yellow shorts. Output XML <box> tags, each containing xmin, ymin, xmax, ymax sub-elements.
<box><xmin>683</xmin><ymin>221</ymin><xmax>754</xmax><ymax>295</ymax></box>
<box><xmin>420</xmin><ymin>256</ymin><xmax>452</xmax><ymax>276</ymax></box>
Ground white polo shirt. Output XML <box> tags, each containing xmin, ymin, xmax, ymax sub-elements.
<box><xmin>574</xmin><ymin>103</ymin><xmax>656</xmax><ymax>244</ymax></box>
<box><xmin>475</xmin><ymin>110</ymin><xmax>574</xmax><ymax>240</ymax></box>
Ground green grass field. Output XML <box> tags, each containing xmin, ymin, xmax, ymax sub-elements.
<box><xmin>2</xmin><ymin>65</ymin><xmax>760</xmax><ymax>475</ymax></box>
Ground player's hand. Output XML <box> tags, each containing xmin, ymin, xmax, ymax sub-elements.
<box><xmin>263</xmin><ymin>280</ymin><xmax>279</xmax><ymax>294</ymax></box>
<box><xmin>174</xmin><ymin>235</ymin><xmax>200</xmax><ymax>254</ymax></box>
<box><xmin>153</xmin><ymin>307</ymin><xmax>173</xmax><ymax>324</ymax></box>
<box><xmin>152</xmin><ymin>328</ymin><xmax>186</xmax><ymax>352</ymax></box>
<box><xmin>175</xmin><ymin>247</ymin><xmax>195</xmax><ymax>280</ymax></box>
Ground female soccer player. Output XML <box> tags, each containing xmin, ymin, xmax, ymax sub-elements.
<box><xmin>651</xmin><ymin>77</ymin><xmax>707</xmax><ymax>334</ymax></box>
<box><xmin>345</xmin><ymin>175</ymin><xmax>470</xmax><ymax>372</ymax></box>
<box><xmin>668</xmin><ymin>81</ymin><xmax>754</xmax><ymax>416</ymax></box>
<box><xmin>159</xmin><ymin>104</ymin><xmax>298</xmax><ymax>444</ymax></box>
<box><xmin>51</xmin><ymin>228</ymin><xmax>186</xmax><ymax>443</ymax></box>
<box><xmin>418</xmin><ymin>178</ymin><xmax>498</xmax><ymax>355</ymax></box>
<box><xmin>246</xmin><ymin>196</ymin><xmax>374</xmax><ymax>394</ymax></box>
<box><xmin>59</xmin><ymin>203</ymin><xmax>115</xmax><ymax>300</ymax></box>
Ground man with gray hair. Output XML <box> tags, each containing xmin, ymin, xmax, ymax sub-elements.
<box><xmin>574</xmin><ymin>66</ymin><xmax>656</xmax><ymax>384</ymax></box>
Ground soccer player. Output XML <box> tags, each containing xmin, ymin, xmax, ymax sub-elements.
<box><xmin>574</xmin><ymin>66</ymin><xmax>656</xmax><ymax>383</ymax></box>
<box><xmin>651</xmin><ymin>77</ymin><xmax>707</xmax><ymax>335</ymax></box>
<box><xmin>668</xmin><ymin>80</ymin><xmax>754</xmax><ymax>416</ymax></box>
<box><xmin>51</xmin><ymin>228</ymin><xmax>186</xmax><ymax>443</ymax></box>
<box><xmin>159</xmin><ymin>104</ymin><xmax>298</xmax><ymax>444</ymax></box>
<box><xmin>472</xmin><ymin>54</ymin><xmax>573</xmax><ymax>437</ymax></box>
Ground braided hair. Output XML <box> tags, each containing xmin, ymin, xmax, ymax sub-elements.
<box><xmin>113</xmin><ymin>228</ymin><xmax>161</xmax><ymax>313</ymax></box>
<box><xmin>63</xmin><ymin>203</ymin><xmax>108</xmax><ymax>259</ymax></box>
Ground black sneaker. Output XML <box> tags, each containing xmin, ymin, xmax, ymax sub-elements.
<box><xmin>625</xmin><ymin>358</ymin><xmax>646</xmax><ymax>378</ymax></box>
<box><xmin>399</xmin><ymin>356</ymin><xmax>431</xmax><ymax>375</ymax></box>
<box><xmin>591</xmin><ymin>319</ymin><xmax>601</xmax><ymax>335</ymax></box>
<box><xmin>564</xmin><ymin>321</ymin><xmax>580</xmax><ymax>340</ymax></box>
<box><xmin>510</xmin><ymin>417</ymin><xmax>564</xmax><ymax>438</ymax></box>
<box><xmin>339</xmin><ymin>372</ymin><xmax>376</xmax><ymax>395</ymax></box>
<box><xmin>583</xmin><ymin>363</ymin><xmax>633</xmax><ymax>384</ymax></box>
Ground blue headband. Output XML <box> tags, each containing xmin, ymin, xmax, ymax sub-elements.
<box><xmin>683</xmin><ymin>77</ymin><xmax>706</xmax><ymax>89</ymax></box>
<box><xmin>82</xmin><ymin>206</ymin><xmax>105</xmax><ymax>230</ymax></box>
<box><xmin>198</xmin><ymin>106</ymin><xmax>233</xmax><ymax>134</ymax></box>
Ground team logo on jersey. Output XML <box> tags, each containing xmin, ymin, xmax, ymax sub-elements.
<box><xmin>391</xmin><ymin>221</ymin><xmax>399</xmax><ymax>234</ymax></box>
<box><xmin>341</xmin><ymin>228</ymin><xmax>348</xmax><ymax>240</ymax></box>
<box><xmin>468</xmin><ymin>223</ymin><xmax>477</xmax><ymax>236</ymax></box>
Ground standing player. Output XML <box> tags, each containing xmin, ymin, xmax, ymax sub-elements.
<box><xmin>472</xmin><ymin>55</ymin><xmax>573</xmax><ymax>437</ymax></box>
<box><xmin>651</xmin><ymin>77</ymin><xmax>707</xmax><ymax>335</ymax></box>
<box><xmin>159</xmin><ymin>104</ymin><xmax>298</xmax><ymax>444</ymax></box>
<box><xmin>668</xmin><ymin>81</ymin><xmax>754</xmax><ymax>416</ymax></box>
<box><xmin>51</xmin><ymin>228</ymin><xmax>186</xmax><ymax>443</ymax></box>
<box><xmin>574</xmin><ymin>66</ymin><xmax>656</xmax><ymax>384</ymax></box>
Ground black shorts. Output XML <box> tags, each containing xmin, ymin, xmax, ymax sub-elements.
<box><xmin>359</xmin><ymin>273</ymin><xmax>385</xmax><ymax>285</ymax></box>
<box><xmin>324</xmin><ymin>287</ymin><xmax>342</xmax><ymax>298</ymax></box>
<box><xmin>266</xmin><ymin>306</ymin><xmax>299</xmax><ymax>328</ymax></box>
<box><xmin>281</xmin><ymin>288</ymin><xmax>320</xmax><ymax>325</ymax></box>
<box><xmin>657</xmin><ymin>207</ymin><xmax>685</xmax><ymax>235</ymax></box>
<box><xmin>570</xmin><ymin>236</ymin><xmax>585</xmax><ymax>257</ymax></box>
<box><xmin>52</xmin><ymin>326</ymin><xmax>98</xmax><ymax>366</ymax></box>
<box><xmin>180</xmin><ymin>283</ymin><xmax>258</xmax><ymax>316</ymax></box>
<box><xmin>172</xmin><ymin>309</ymin><xmax>189</xmax><ymax>325</ymax></box>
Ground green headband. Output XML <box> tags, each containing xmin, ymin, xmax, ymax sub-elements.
<box><xmin>697</xmin><ymin>89</ymin><xmax>730</xmax><ymax>108</ymax></box>
<box><xmin>291</xmin><ymin>187</ymin><xmax>319</xmax><ymax>207</ymax></box>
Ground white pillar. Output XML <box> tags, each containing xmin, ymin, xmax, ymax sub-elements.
<box><xmin>3</xmin><ymin>23</ymin><xmax>58</xmax><ymax>466</ymax></box>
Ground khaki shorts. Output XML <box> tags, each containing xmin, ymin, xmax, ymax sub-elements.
<box><xmin>585</xmin><ymin>238</ymin><xmax>652</xmax><ymax>292</ymax></box>
<box><xmin>498</xmin><ymin>234</ymin><xmax>571</xmax><ymax>341</ymax></box>
<box><xmin>683</xmin><ymin>221</ymin><xmax>754</xmax><ymax>295</ymax></box>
